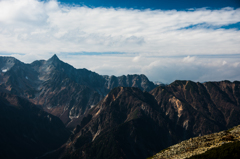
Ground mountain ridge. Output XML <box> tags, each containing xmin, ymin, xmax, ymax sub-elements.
<box><xmin>54</xmin><ymin>80</ymin><xmax>240</xmax><ymax>159</ymax></box>
<box><xmin>0</xmin><ymin>55</ymin><xmax>157</xmax><ymax>128</ymax></box>
<box><xmin>150</xmin><ymin>80</ymin><xmax>240</xmax><ymax>137</ymax></box>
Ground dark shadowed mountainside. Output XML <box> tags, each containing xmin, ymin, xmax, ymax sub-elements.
<box><xmin>0</xmin><ymin>92</ymin><xmax>70</xmax><ymax>159</ymax></box>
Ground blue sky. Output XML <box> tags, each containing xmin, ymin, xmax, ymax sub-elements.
<box><xmin>0</xmin><ymin>0</ymin><xmax>240</xmax><ymax>83</ymax></box>
<box><xmin>57</xmin><ymin>0</ymin><xmax>240</xmax><ymax>10</ymax></box>
<box><xmin>56</xmin><ymin>0</ymin><xmax>240</xmax><ymax>30</ymax></box>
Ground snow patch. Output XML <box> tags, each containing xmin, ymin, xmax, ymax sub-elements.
<box><xmin>154</xmin><ymin>81</ymin><xmax>164</xmax><ymax>85</ymax></box>
<box><xmin>2</xmin><ymin>69</ymin><xmax>8</xmax><ymax>72</ymax></box>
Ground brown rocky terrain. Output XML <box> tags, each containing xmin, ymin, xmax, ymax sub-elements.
<box><xmin>150</xmin><ymin>80</ymin><xmax>240</xmax><ymax>138</ymax></box>
<box><xmin>149</xmin><ymin>125</ymin><xmax>240</xmax><ymax>159</ymax></box>
<box><xmin>57</xmin><ymin>80</ymin><xmax>240</xmax><ymax>159</ymax></box>
<box><xmin>42</xmin><ymin>87</ymin><xmax>185</xmax><ymax>159</ymax></box>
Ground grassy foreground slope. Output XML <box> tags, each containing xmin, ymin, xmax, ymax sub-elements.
<box><xmin>149</xmin><ymin>125</ymin><xmax>240</xmax><ymax>159</ymax></box>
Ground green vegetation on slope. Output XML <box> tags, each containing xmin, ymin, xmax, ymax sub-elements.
<box><xmin>188</xmin><ymin>141</ymin><xmax>240</xmax><ymax>159</ymax></box>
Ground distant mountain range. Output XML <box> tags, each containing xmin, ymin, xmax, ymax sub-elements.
<box><xmin>1</xmin><ymin>55</ymin><xmax>240</xmax><ymax>159</ymax></box>
<box><xmin>0</xmin><ymin>55</ymin><xmax>157</xmax><ymax>128</ymax></box>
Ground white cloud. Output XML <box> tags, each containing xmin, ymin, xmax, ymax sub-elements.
<box><xmin>132</xmin><ymin>55</ymin><xmax>142</xmax><ymax>62</ymax></box>
<box><xmin>222</xmin><ymin>60</ymin><xmax>227</xmax><ymax>65</ymax></box>
<box><xmin>0</xmin><ymin>0</ymin><xmax>239</xmax><ymax>56</ymax></box>
<box><xmin>53</xmin><ymin>54</ymin><xmax>240</xmax><ymax>83</ymax></box>
<box><xmin>0</xmin><ymin>0</ymin><xmax>240</xmax><ymax>83</ymax></box>
<box><xmin>182</xmin><ymin>56</ymin><xmax>196</xmax><ymax>63</ymax></box>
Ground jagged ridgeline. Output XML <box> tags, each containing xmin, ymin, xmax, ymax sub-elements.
<box><xmin>0</xmin><ymin>55</ymin><xmax>157</xmax><ymax>129</ymax></box>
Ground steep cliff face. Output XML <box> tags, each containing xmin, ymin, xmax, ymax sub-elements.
<box><xmin>57</xmin><ymin>87</ymin><xmax>183</xmax><ymax>159</ymax></box>
<box><xmin>0</xmin><ymin>55</ymin><xmax>157</xmax><ymax>127</ymax></box>
<box><xmin>103</xmin><ymin>74</ymin><xmax>156</xmax><ymax>92</ymax></box>
<box><xmin>150</xmin><ymin>80</ymin><xmax>240</xmax><ymax>138</ymax></box>
<box><xmin>203</xmin><ymin>81</ymin><xmax>240</xmax><ymax>128</ymax></box>
<box><xmin>0</xmin><ymin>92</ymin><xmax>70</xmax><ymax>159</ymax></box>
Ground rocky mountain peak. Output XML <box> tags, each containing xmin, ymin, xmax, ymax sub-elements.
<box><xmin>49</xmin><ymin>54</ymin><xmax>59</xmax><ymax>61</ymax></box>
<box><xmin>0</xmin><ymin>56</ymin><xmax>20</xmax><ymax>72</ymax></box>
<box><xmin>46</xmin><ymin>54</ymin><xmax>61</xmax><ymax>66</ymax></box>
<box><xmin>0</xmin><ymin>55</ymin><xmax>157</xmax><ymax>129</ymax></box>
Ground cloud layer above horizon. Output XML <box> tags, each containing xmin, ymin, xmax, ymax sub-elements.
<box><xmin>0</xmin><ymin>0</ymin><xmax>240</xmax><ymax>83</ymax></box>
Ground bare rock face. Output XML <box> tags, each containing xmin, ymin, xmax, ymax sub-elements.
<box><xmin>0</xmin><ymin>55</ymin><xmax>157</xmax><ymax>128</ymax></box>
<box><xmin>103</xmin><ymin>74</ymin><xmax>156</xmax><ymax>92</ymax></box>
<box><xmin>150</xmin><ymin>80</ymin><xmax>240</xmax><ymax>138</ymax></box>
<box><xmin>0</xmin><ymin>92</ymin><xmax>70</xmax><ymax>159</ymax></box>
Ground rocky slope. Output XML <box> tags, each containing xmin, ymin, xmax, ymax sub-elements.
<box><xmin>45</xmin><ymin>87</ymin><xmax>185</xmax><ymax>159</ymax></box>
<box><xmin>43</xmin><ymin>80</ymin><xmax>240</xmax><ymax>159</ymax></box>
<box><xmin>150</xmin><ymin>80</ymin><xmax>240</xmax><ymax>138</ymax></box>
<box><xmin>0</xmin><ymin>55</ymin><xmax>156</xmax><ymax>128</ymax></box>
<box><xmin>0</xmin><ymin>91</ymin><xmax>70</xmax><ymax>159</ymax></box>
<box><xmin>149</xmin><ymin>125</ymin><xmax>240</xmax><ymax>159</ymax></box>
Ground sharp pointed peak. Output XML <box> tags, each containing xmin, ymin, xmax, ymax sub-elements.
<box><xmin>47</xmin><ymin>54</ymin><xmax>60</xmax><ymax>62</ymax></box>
<box><xmin>50</xmin><ymin>54</ymin><xmax>59</xmax><ymax>60</ymax></box>
<box><xmin>46</xmin><ymin>54</ymin><xmax>63</xmax><ymax>66</ymax></box>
